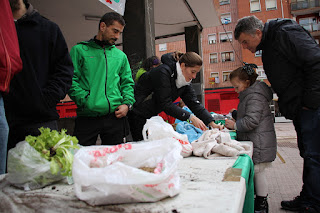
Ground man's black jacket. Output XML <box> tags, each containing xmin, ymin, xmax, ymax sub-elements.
<box><xmin>257</xmin><ymin>19</ymin><xmax>320</xmax><ymax>119</ymax></box>
<box><xmin>4</xmin><ymin>7</ymin><xmax>73</xmax><ymax>126</ymax></box>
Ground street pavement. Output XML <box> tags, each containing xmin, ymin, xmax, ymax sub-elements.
<box><xmin>267</xmin><ymin>121</ymin><xmax>303</xmax><ymax>213</ymax></box>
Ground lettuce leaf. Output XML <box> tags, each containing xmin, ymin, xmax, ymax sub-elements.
<box><xmin>25</xmin><ymin>127</ymin><xmax>79</xmax><ymax>176</ymax></box>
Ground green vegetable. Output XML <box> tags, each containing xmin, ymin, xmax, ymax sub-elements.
<box><xmin>25</xmin><ymin>127</ymin><xmax>79</xmax><ymax>176</ymax></box>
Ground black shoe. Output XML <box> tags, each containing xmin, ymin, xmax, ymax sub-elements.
<box><xmin>281</xmin><ymin>196</ymin><xmax>303</xmax><ymax>211</ymax></box>
<box><xmin>299</xmin><ymin>206</ymin><xmax>320</xmax><ymax>213</ymax></box>
<box><xmin>255</xmin><ymin>196</ymin><xmax>269</xmax><ymax>213</ymax></box>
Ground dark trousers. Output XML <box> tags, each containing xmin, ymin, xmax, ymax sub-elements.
<box><xmin>73</xmin><ymin>113</ymin><xmax>129</xmax><ymax>146</ymax></box>
<box><xmin>293</xmin><ymin>107</ymin><xmax>320</xmax><ymax>210</ymax></box>
<box><xmin>127</xmin><ymin>111</ymin><xmax>147</xmax><ymax>142</ymax></box>
<box><xmin>7</xmin><ymin>120</ymin><xmax>58</xmax><ymax>152</ymax></box>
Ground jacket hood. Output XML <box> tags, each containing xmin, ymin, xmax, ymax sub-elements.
<box><xmin>239</xmin><ymin>81</ymin><xmax>272</xmax><ymax>102</ymax></box>
<box><xmin>17</xmin><ymin>4</ymin><xmax>40</xmax><ymax>24</ymax></box>
<box><xmin>161</xmin><ymin>53</ymin><xmax>177</xmax><ymax>71</ymax></box>
<box><xmin>257</xmin><ymin>18</ymin><xmax>295</xmax><ymax>51</ymax></box>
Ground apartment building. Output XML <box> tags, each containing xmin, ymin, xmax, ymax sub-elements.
<box><xmin>154</xmin><ymin>0</ymin><xmax>292</xmax><ymax>114</ymax></box>
<box><xmin>291</xmin><ymin>0</ymin><xmax>320</xmax><ymax>43</ymax></box>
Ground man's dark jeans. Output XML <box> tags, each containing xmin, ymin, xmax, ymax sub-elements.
<box><xmin>293</xmin><ymin>107</ymin><xmax>320</xmax><ymax>210</ymax></box>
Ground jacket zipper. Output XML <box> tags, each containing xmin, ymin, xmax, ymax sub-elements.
<box><xmin>103</xmin><ymin>47</ymin><xmax>111</xmax><ymax>113</ymax></box>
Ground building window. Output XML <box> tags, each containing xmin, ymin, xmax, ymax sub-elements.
<box><xmin>250</xmin><ymin>0</ymin><xmax>261</xmax><ymax>12</ymax></box>
<box><xmin>208</xmin><ymin>34</ymin><xmax>217</xmax><ymax>44</ymax></box>
<box><xmin>209</xmin><ymin>72</ymin><xmax>220</xmax><ymax>84</ymax></box>
<box><xmin>266</xmin><ymin>0</ymin><xmax>277</xmax><ymax>10</ymax></box>
<box><xmin>221</xmin><ymin>13</ymin><xmax>231</xmax><ymax>24</ymax></box>
<box><xmin>209</xmin><ymin>53</ymin><xmax>218</xmax><ymax>63</ymax></box>
<box><xmin>255</xmin><ymin>50</ymin><xmax>262</xmax><ymax>57</ymax></box>
<box><xmin>299</xmin><ymin>17</ymin><xmax>318</xmax><ymax>32</ymax></box>
<box><xmin>159</xmin><ymin>43</ymin><xmax>167</xmax><ymax>51</ymax></box>
<box><xmin>219</xmin><ymin>32</ymin><xmax>233</xmax><ymax>43</ymax></box>
<box><xmin>219</xmin><ymin>0</ymin><xmax>230</xmax><ymax>5</ymax></box>
<box><xmin>256</xmin><ymin>66</ymin><xmax>267</xmax><ymax>80</ymax></box>
<box><xmin>221</xmin><ymin>51</ymin><xmax>234</xmax><ymax>62</ymax></box>
<box><xmin>223</xmin><ymin>71</ymin><xmax>232</xmax><ymax>82</ymax></box>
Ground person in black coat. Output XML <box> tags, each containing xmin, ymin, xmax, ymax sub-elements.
<box><xmin>235</xmin><ymin>16</ymin><xmax>320</xmax><ymax>213</ymax></box>
<box><xmin>128</xmin><ymin>51</ymin><xmax>223</xmax><ymax>141</ymax></box>
<box><xmin>5</xmin><ymin>0</ymin><xmax>73</xmax><ymax>151</ymax></box>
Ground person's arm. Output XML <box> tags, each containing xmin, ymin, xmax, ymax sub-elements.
<box><xmin>119</xmin><ymin>55</ymin><xmax>135</xmax><ymax>106</ymax></box>
<box><xmin>42</xmin><ymin>24</ymin><xmax>73</xmax><ymax>107</ymax></box>
<box><xmin>68</xmin><ymin>45</ymin><xmax>89</xmax><ymax>108</ymax></box>
<box><xmin>0</xmin><ymin>0</ymin><xmax>22</xmax><ymax>92</ymax></box>
<box><xmin>115</xmin><ymin>54</ymin><xmax>135</xmax><ymax>118</ymax></box>
<box><xmin>235</xmin><ymin>94</ymin><xmax>264</xmax><ymax>132</ymax></box>
<box><xmin>151</xmin><ymin>67</ymin><xmax>192</xmax><ymax>121</ymax></box>
<box><xmin>181</xmin><ymin>85</ymin><xmax>214</xmax><ymax>126</ymax></box>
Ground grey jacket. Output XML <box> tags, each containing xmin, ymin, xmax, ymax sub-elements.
<box><xmin>236</xmin><ymin>81</ymin><xmax>277</xmax><ymax>164</ymax></box>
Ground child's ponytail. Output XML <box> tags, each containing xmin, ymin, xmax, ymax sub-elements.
<box><xmin>229</xmin><ymin>63</ymin><xmax>259</xmax><ymax>85</ymax></box>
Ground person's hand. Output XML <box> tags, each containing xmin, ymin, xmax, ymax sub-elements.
<box><xmin>225</xmin><ymin>119</ymin><xmax>235</xmax><ymax>130</ymax></box>
<box><xmin>229</xmin><ymin>108</ymin><xmax>237</xmax><ymax>113</ymax></box>
<box><xmin>190</xmin><ymin>115</ymin><xmax>207</xmax><ymax>131</ymax></box>
<box><xmin>115</xmin><ymin>104</ymin><xmax>129</xmax><ymax>118</ymax></box>
<box><xmin>208</xmin><ymin>121</ymin><xmax>224</xmax><ymax>130</ymax></box>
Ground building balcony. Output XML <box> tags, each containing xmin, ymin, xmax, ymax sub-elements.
<box><xmin>291</xmin><ymin>0</ymin><xmax>320</xmax><ymax>15</ymax></box>
<box><xmin>301</xmin><ymin>23</ymin><xmax>320</xmax><ymax>33</ymax></box>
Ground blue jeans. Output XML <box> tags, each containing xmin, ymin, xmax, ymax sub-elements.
<box><xmin>0</xmin><ymin>94</ymin><xmax>9</xmax><ymax>175</ymax></box>
<box><xmin>293</xmin><ymin>107</ymin><xmax>320</xmax><ymax>210</ymax></box>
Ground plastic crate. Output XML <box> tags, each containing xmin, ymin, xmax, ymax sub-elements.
<box><xmin>56</xmin><ymin>101</ymin><xmax>77</xmax><ymax>118</ymax></box>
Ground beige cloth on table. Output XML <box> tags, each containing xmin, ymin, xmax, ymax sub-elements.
<box><xmin>191</xmin><ymin>129</ymin><xmax>251</xmax><ymax>159</ymax></box>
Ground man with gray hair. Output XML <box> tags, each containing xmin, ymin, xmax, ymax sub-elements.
<box><xmin>234</xmin><ymin>16</ymin><xmax>320</xmax><ymax>213</ymax></box>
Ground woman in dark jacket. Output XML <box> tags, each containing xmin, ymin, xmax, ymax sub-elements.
<box><xmin>128</xmin><ymin>52</ymin><xmax>222</xmax><ymax>141</ymax></box>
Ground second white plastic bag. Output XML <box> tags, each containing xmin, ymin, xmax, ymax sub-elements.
<box><xmin>142</xmin><ymin>116</ymin><xmax>193</xmax><ymax>157</ymax></box>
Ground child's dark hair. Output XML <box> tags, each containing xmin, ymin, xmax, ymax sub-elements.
<box><xmin>229</xmin><ymin>66</ymin><xmax>258</xmax><ymax>85</ymax></box>
<box><xmin>142</xmin><ymin>56</ymin><xmax>160</xmax><ymax>72</ymax></box>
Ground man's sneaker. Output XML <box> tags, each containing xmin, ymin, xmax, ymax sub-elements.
<box><xmin>281</xmin><ymin>196</ymin><xmax>303</xmax><ymax>211</ymax></box>
<box><xmin>299</xmin><ymin>206</ymin><xmax>320</xmax><ymax>213</ymax></box>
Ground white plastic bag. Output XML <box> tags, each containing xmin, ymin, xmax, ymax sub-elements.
<box><xmin>72</xmin><ymin>138</ymin><xmax>182</xmax><ymax>206</ymax></box>
<box><xmin>142</xmin><ymin>116</ymin><xmax>193</xmax><ymax>157</ymax></box>
<box><xmin>6</xmin><ymin>141</ymin><xmax>64</xmax><ymax>190</ymax></box>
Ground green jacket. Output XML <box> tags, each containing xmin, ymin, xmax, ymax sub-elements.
<box><xmin>69</xmin><ymin>40</ymin><xmax>135</xmax><ymax>117</ymax></box>
<box><xmin>135</xmin><ymin>68</ymin><xmax>147</xmax><ymax>82</ymax></box>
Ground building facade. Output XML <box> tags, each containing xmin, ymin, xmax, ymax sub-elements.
<box><xmin>290</xmin><ymin>0</ymin><xmax>320</xmax><ymax>43</ymax></box>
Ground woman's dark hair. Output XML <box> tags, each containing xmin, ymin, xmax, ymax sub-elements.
<box><xmin>172</xmin><ymin>51</ymin><xmax>203</xmax><ymax>67</ymax></box>
<box><xmin>229</xmin><ymin>66</ymin><xmax>258</xmax><ymax>85</ymax></box>
<box><xmin>99</xmin><ymin>12</ymin><xmax>125</xmax><ymax>29</ymax></box>
<box><xmin>142</xmin><ymin>56</ymin><xmax>160</xmax><ymax>72</ymax></box>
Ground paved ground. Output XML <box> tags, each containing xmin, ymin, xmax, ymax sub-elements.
<box><xmin>267</xmin><ymin>121</ymin><xmax>303</xmax><ymax>213</ymax></box>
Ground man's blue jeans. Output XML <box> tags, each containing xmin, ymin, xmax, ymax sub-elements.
<box><xmin>0</xmin><ymin>94</ymin><xmax>9</xmax><ymax>175</ymax></box>
<box><xmin>293</xmin><ymin>107</ymin><xmax>320</xmax><ymax>210</ymax></box>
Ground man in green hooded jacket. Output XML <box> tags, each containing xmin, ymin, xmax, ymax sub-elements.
<box><xmin>69</xmin><ymin>12</ymin><xmax>135</xmax><ymax>146</ymax></box>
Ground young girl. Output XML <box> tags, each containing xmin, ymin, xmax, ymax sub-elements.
<box><xmin>225</xmin><ymin>65</ymin><xmax>277</xmax><ymax>213</ymax></box>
